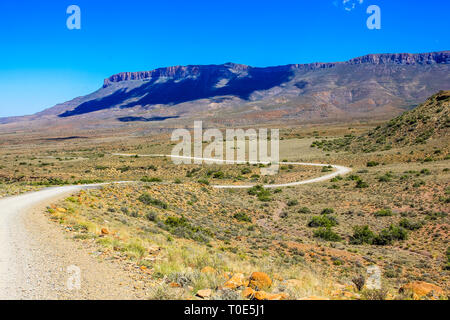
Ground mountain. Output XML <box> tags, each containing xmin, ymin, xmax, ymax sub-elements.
<box><xmin>312</xmin><ymin>91</ymin><xmax>450</xmax><ymax>153</ymax></box>
<box><xmin>1</xmin><ymin>51</ymin><xmax>449</xmax><ymax>126</ymax></box>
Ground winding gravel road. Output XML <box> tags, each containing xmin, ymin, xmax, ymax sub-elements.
<box><xmin>112</xmin><ymin>153</ymin><xmax>352</xmax><ymax>188</ymax></box>
<box><xmin>0</xmin><ymin>155</ymin><xmax>350</xmax><ymax>299</ymax></box>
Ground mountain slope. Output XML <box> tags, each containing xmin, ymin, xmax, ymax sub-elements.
<box><xmin>312</xmin><ymin>91</ymin><xmax>450</xmax><ymax>153</ymax></box>
<box><xmin>1</xmin><ymin>51</ymin><xmax>449</xmax><ymax>126</ymax></box>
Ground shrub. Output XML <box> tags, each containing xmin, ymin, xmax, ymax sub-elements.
<box><xmin>247</xmin><ymin>185</ymin><xmax>264</xmax><ymax>195</ymax></box>
<box><xmin>313</xmin><ymin>227</ymin><xmax>341</xmax><ymax>242</ymax></box>
<box><xmin>373</xmin><ymin>225</ymin><xmax>408</xmax><ymax>245</ymax></box>
<box><xmin>138</xmin><ymin>193</ymin><xmax>168</xmax><ymax>209</ymax></box>
<box><xmin>399</xmin><ymin>219</ymin><xmax>423</xmax><ymax>231</ymax></box>
<box><xmin>330</xmin><ymin>176</ymin><xmax>343</xmax><ymax>182</ymax></box>
<box><xmin>308</xmin><ymin>215</ymin><xmax>338</xmax><ymax>228</ymax></box>
<box><xmin>352</xmin><ymin>275</ymin><xmax>366</xmax><ymax>291</ymax></box>
<box><xmin>141</xmin><ymin>176</ymin><xmax>162</xmax><ymax>183</ymax></box>
<box><xmin>298</xmin><ymin>207</ymin><xmax>311</xmax><ymax>214</ymax></box>
<box><xmin>444</xmin><ymin>247</ymin><xmax>450</xmax><ymax>271</ymax></box>
<box><xmin>287</xmin><ymin>199</ymin><xmax>299</xmax><ymax>207</ymax></box>
<box><xmin>362</xmin><ymin>289</ymin><xmax>388</xmax><ymax>300</ymax></box>
<box><xmin>241</xmin><ymin>168</ymin><xmax>252</xmax><ymax>175</ymax></box>
<box><xmin>146</xmin><ymin>212</ymin><xmax>158</xmax><ymax>222</ymax></box>
<box><xmin>321</xmin><ymin>208</ymin><xmax>335</xmax><ymax>215</ymax></box>
<box><xmin>197</xmin><ymin>178</ymin><xmax>210</xmax><ymax>185</ymax></box>
<box><xmin>378</xmin><ymin>174</ymin><xmax>392</xmax><ymax>182</ymax></box>
<box><xmin>213</xmin><ymin>171</ymin><xmax>225</xmax><ymax>179</ymax></box>
<box><xmin>367</xmin><ymin>161</ymin><xmax>379</xmax><ymax>167</ymax></box>
<box><xmin>355</xmin><ymin>180</ymin><xmax>369</xmax><ymax>188</ymax></box>
<box><xmin>165</xmin><ymin>216</ymin><xmax>188</xmax><ymax>228</ymax></box>
<box><xmin>350</xmin><ymin>225</ymin><xmax>376</xmax><ymax>245</ymax></box>
<box><xmin>373</xmin><ymin>209</ymin><xmax>394</xmax><ymax>217</ymax></box>
<box><xmin>233</xmin><ymin>212</ymin><xmax>252</xmax><ymax>223</ymax></box>
<box><xmin>248</xmin><ymin>186</ymin><xmax>272</xmax><ymax>202</ymax></box>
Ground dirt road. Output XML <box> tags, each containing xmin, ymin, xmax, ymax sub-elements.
<box><xmin>0</xmin><ymin>184</ymin><xmax>144</xmax><ymax>300</ymax></box>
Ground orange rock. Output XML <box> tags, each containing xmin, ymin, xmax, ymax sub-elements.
<box><xmin>201</xmin><ymin>266</ymin><xmax>216</xmax><ymax>274</ymax></box>
<box><xmin>224</xmin><ymin>273</ymin><xmax>248</xmax><ymax>289</ymax></box>
<box><xmin>222</xmin><ymin>272</ymin><xmax>232</xmax><ymax>280</ymax></box>
<box><xmin>254</xmin><ymin>291</ymin><xmax>289</xmax><ymax>300</ymax></box>
<box><xmin>196</xmin><ymin>289</ymin><xmax>212</xmax><ymax>298</ymax></box>
<box><xmin>242</xmin><ymin>287</ymin><xmax>256</xmax><ymax>299</ymax></box>
<box><xmin>399</xmin><ymin>281</ymin><xmax>445</xmax><ymax>298</ymax></box>
<box><xmin>101</xmin><ymin>228</ymin><xmax>109</xmax><ymax>235</ymax></box>
<box><xmin>169</xmin><ymin>282</ymin><xmax>181</xmax><ymax>288</ymax></box>
<box><xmin>249</xmin><ymin>272</ymin><xmax>272</xmax><ymax>290</ymax></box>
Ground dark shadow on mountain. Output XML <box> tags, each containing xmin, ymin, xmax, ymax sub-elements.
<box><xmin>117</xmin><ymin>116</ymin><xmax>180</xmax><ymax>122</ymax></box>
<box><xmin>44</xmin><ymin>136</ymin><xmax>88</xmax><ymax>141</ymax></box>
<box><xmin>59</xmin><ymin>66</ymin><xmax>294</xmax><ymax>117</ymax></box>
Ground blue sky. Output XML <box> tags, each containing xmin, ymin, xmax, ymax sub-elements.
<box><xmin>0</xmin><ymin>0</ymin><xmax>448</xmax><ymax>117</ymax></box>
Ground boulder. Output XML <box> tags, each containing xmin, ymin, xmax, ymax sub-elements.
<box><xmin>224</xmin><ymin>273</ymin><xmax>248</xmax><ymax>289</ymax></box>
<box><xmin>249</xmin><ymin>272</ymin><xmax>272</xmax><ymax>290</ymax></box>
<box><xmin>254</xmin><ymin>291</ymin><xmax>289</xmax><ymax>300</ymax></box>
<box><xmin>196</xmin><ymin>289</ymin><xmax>212</xmax><ymax>299</ymax></box>
<box><xmin>399</xmin><ymin>281</ymin><xmax>445</xmax><ymax>299</ymax></box>
<box><xmin>242</xmin><ymin>287</ymin><xmax>256</xmax><ymax>299</ymax></box>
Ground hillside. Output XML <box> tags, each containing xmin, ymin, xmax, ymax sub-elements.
<box><xmin>312</xmin><ymin>91</ymin><xmax>450</xmax><ymax>153</ymax></box>
<box><xmin>0</xmin><ymin>51</ymin><xmax>449</xmax><ymax>128</ymax></box>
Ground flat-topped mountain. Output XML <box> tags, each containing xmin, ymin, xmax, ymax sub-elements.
<box><xmin>1</xmin><ymin>51</ymin><xmax>449</xmax><ymax>127</ymax></box>
<box><xmin>102</xmin><ymin>51</ymin><xmax>449</xmax><ymax>88</ymax></box>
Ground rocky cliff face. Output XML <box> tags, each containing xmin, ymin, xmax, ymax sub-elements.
<box><xmin>103</xmin><ymin>51</ymin><xmax>450</xmax><ymax>87</ymax></box>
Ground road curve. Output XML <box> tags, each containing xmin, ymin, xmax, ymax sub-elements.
<box><xmin>0</xmin><ymin>156</ymin><xmax>350</xmax><ymax>299</ymax></box>
<box><xmin>112</xmin><ymin>153</ymin><xmax>352</xmax><ymax>189</ymax></box>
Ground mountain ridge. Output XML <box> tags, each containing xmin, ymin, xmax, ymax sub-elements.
<box><xmin>1</xmin><ymin>50</ymin><xmax>449</xmax><ymax>127</ymax></box>
<box><xmin>102</xmin><ymin>51</ymin><xmax>450</xmax><ymax>87</ymax></box>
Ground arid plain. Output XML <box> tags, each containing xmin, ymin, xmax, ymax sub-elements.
<box><xmin>0</xmin><ymin>91</ymin><xmax>448</xmax><ymax>300</ymax></box>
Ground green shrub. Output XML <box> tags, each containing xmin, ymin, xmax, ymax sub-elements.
<box><xmin>197</xmin><ymin>178</ymin><xmax>210</xmax><ymax>185</ymax></box>
<box><xmin>373</xmin><ymin>209</ymin><xmax>394</xmax><ymax>217</ymax></box>
<box><xmin>233</xmin><ymin>212</ymin><xmax>251</xmax><ymax>223</ymax></box>
<box><xmin>399</xmin><ymin>219</ymin><xmax>423</xmax><ymax>230</ymax></box>
<box><xmin>313</xmin><ymin>227</ymin><xmax>341</xmax><ymax>242</ymax></box>
<box><xmin>141</xmin><ymin>176</ymin><xmax>162</xmax><ymax>183</ymax></box>
<box><xmin>321</xmin><ymin>208</ymin><xmax>335</xmax><ymax>215</ymax></box>
<box><xmin>373</xmin><ymin>225</ymin><xmax>408</xmax><ymax>245</ymax></box>
<box><xmin>138</xmin><ymin>193</ymin><xmax>168</xmax><ymax>209</ymax></box>
<box><xmin>287</xmin><ymin>199</ymin><xmax>299</xmax><ymax>207</ymax></box>
<box><xmin>350</xmin><ymin>225</ymin><xmax>376</xmax><ymax>245</ymax></box>
<box><xmin>355</xmin><ymin>180</ymin><xmax>369</xmax><ymax>188</ymax></box>
<box><xmin>298</xmin><ymin>207</ymin><xmax>311</xmax><ymax>214</ymax></box>
<box><xmin>367</xmin><ymin>161</ymin><xmax>379</xmax><ymax>167</ymax></box>
<box><xmin>308</xmin><ymin>215</ymin><xmax>338</xmax><ymax>228</ymax></box>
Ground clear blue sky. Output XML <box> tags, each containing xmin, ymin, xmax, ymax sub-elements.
<box><xmin>0</xmin><ymin>0</ymin><xmax>448</xmax><ymax>117</ymax></box>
